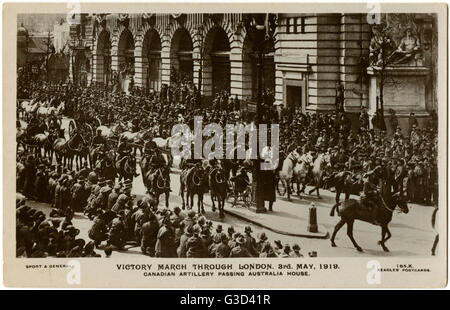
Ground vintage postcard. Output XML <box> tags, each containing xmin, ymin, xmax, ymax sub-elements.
<box><xmin>3</xmin><ymin>2</ymin><xmax>447</xmax><ymax>288</ymax></box>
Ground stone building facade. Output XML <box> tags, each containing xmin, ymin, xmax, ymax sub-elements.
<box><xmin>68</xmin><ymin>13</ymin><xmax>438</xmax><ymax>127</ymax></box>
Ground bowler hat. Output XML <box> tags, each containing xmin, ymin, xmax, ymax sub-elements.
<box><xmin>257</xmin><ymin>232</ymin><xmax>268</xmax><ymax>241</ymax></box>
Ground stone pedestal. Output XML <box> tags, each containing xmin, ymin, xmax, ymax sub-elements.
<box><xmin>367</xmin><ymin>66</ymin><xmax>430</xmax><ymax>134</ymax></box>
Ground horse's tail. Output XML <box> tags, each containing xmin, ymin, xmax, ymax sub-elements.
<box><xmin>431</xmin><ymin>207</ymin><xmax>438</xmax><ymax>229</ymax></box>
<box><xmin>330</xmin><ymin>202</ymin><xmax>341</xmax><ymax>217</ymax></box>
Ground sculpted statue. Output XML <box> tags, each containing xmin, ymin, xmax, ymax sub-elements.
<box><xmin>389</xmin><ymin>27</ymin><xmax>422</xmax><ymax>65</ymax></box>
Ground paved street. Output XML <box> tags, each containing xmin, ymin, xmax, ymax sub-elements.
<box><xmin>24</xmin><ymin>117</ymin><xmax>437</xmax><ymax>258</ymax></box>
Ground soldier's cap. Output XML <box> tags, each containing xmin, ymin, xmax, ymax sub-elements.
<box><xmin>284</xmin><ymin>244</ymin><xmax>292</xmax><ymax>252</ymax></box>
<box><xmin>227</xmin><ymin>226</ymin><xmax>235</xmax><ymax>234</ymax></box>
<box><xmin>292</xmin><ymin>244</ymin><xmax>301</xmax><ymax>251</ymax></box>
<box><xmin>244</xmin><ymin>226</ymin><xmax>252</xmax><ymax>233</ymax></box>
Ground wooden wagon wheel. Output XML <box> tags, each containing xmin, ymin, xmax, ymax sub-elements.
<box><xmin>82</xmin><ymin>123</ymin><xmax>94</xmax><ymax>146</ymax></box>
<box><xmin>68</xmin><ymin>119</ymin><xmax>77</xmax><ymax>137</ymax></box>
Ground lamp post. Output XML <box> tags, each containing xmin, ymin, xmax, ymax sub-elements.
<box><xmin>244</xmin><ymin>13</ymin><xmax>275</xmax><ymax>213</ymax></box>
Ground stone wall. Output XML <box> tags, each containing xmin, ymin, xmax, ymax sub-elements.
<box><xmin>67</xmin><ymin>13</ymin><xmax>436</xmax><ymax>118</ymax></box>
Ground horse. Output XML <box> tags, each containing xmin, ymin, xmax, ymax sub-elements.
<box><xmin>152</xmin><ymin>131</ymin><xmax>184</xmax><ymax>150</ymax></box>
<box><xmin>329</xmin><ymin>192</ymin><xmax>409</xmax><ymax>252</ymax></box>
<box><xmin>208</xmin><ymin>164</ymin><xmax>228</xmax><ymax>218</ymax></box>
<box><xmin>119</xmin><ymin>128</ymin><xmax>153</xmax><ymax>157</ymax></box>
<box><xmin>277</xmin><ymin>150</ymin><xmax>301</xmax><ymax>201</ymax></box>
<box><xmin>308</xmin><ymin>153</ymin><xmax>331</xmax><ymax>198</ymax></box>
<box><xmin>292</xmin><ymin>157</ymin><xmax>311</xmax><ymax>196</ymax></box>
<box><xmin>73</xmin><ymin>143</ymin><xmax>90</xmax><ymax>171</ymax></box>
<box><xmin>97</xmin><ymin>122</ymin><xmax>126</xmax><ymax>139</ymax></box>
<box><xmin>180</xmin><ymin>164</ymin><xmax>207</xmax><ymax>213</ymax></box>
<box><xmin>21</xmin><ymin>100</ymin><xmax>40</xmax><ymax>121</ymax></box>
<box><xmin>52</xmin><ymin>131</ymin><xmax>86</xmax><ymax>169</ymax></box>
<box><xmin>115</xmin><ymin>155</ymin><xmax>137</xmax><ymax>182</ymax></box>
<box><xmin>142</xmin><ymin>166</ymin><xmax>170</xmax><ymax>208</ymax></box>
<box><xmin>30</xmin><ymin>131</ymin><xmax>58</xmax><ymax>159</ymax></box>
<box><xmin>37</xmin><ymin>101</ymin><xmax>65</xmax><ymax>118</ymax></box>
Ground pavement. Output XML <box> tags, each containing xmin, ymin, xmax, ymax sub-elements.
<box><xmin>224</xmin><ymin>202</ymin><xmax>328</xmax><ymax>239</ymax></box>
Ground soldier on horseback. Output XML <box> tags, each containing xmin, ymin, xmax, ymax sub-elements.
<box><xmin>48</xmin><ymin>114</ymin><xmax>60</xmax><ymax>132</ymax></box>
<box><xmin>361</xmin><ymin>169</ymin><xmax>381</xmax><ymax>222</ymax></box>
<box><xmin>117</xmin><ymin>137</ymin><xmax>132</xmax><ymax>162</ymax></box>
<box><xmin>92</xmin><ymin>129</ymin><xmax>107</xmax><ymax>147</ymax></box>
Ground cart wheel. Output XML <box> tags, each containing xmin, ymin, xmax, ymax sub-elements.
<box><xmin>68</xmin><ymin>120</ymin><xmax>77</xmax><ymax>137</ymax></box>
<box><xmin>277</xmin><ymin>178</ymin><xmax>286</xmax><ymax>196</ymax></box>
<box><xmin>84</xmin><ymin>123</ymin><xmax>93</xmax><ymax>146</ymax></box>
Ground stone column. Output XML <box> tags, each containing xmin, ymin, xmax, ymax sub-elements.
<box><xmin>92</xmin><ymin>54</ymin><xmax>103</xmax><ymax>83</ymax></box>
<box><xmin>160</xmin><ymin>36</ymin><xmax>171</xmax><ymax>86</ymax></box>
<box><xmin>229</xmin><ymin>44</ymin><xmax>244</xmax><ymax>99</ymax></box>
<box><xmin>68</xmin><ymin>49</ymin><xmax>74</xmax><ymax>82</ymax></box>
<box><xmin>134</xmin><ymin>38</ymin><xmax>144</xmax><ymax>87</ymax></box>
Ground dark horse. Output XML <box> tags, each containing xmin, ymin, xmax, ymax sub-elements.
<box><xmin>329</xmin><ymin>192</ymin><xmax>409</xmax><ymax>252</ymax></box>
<box><xmin>208</xmin><ymin>164</ymin><xmax>228</xmax><ymax>218</ymax></box>
<box><xmin>115</xmin><ymin>155</ymin><xmax>137</xmax><ymax>182</ymax></box>
<box><xmin>180</xmin><ymin>164</ymin><xmax>207</xmax><ymax>213</ymax></box>
<box><xmin>53</xmin><ymin>131</ymin><xmax>86</xmax><ymax>169</ymax></box>
<box><xmin>142</xmin><ymin>166</ymin><xmax>170</xmax><ymax>208</ymax></box>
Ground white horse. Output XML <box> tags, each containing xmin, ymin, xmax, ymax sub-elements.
<box><xmin>278</xmin><ymin>149</ymin><xmax>301</xmax><ymax>201</ymax></box>
<box><xmin>293</xmin><ymin>153</ymin><xmax>313</xmax><ymax>196</ymax></box>
<box><xmin>308</xmin><ymin>152</ymin><xmax>331</xmax><ymax>198</ymax></box>
<box><xmin>152</xmin><ymin>131</ymin><xmax>185</xmax><ymax>149</ymax></box>
<box><xmin>37</xmin><ymin>101</ymin><xmax>65</xmax><ymax>117</ymax></box>
<box><xmin>21</xmin><ymin>100</ymin><xmax>41</xmax><ymax>120</ymax></box>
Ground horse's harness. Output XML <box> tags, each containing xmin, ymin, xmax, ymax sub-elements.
<box><xmin>211</xmin><ymin>167</ymin><xmax>226</xmax><ymax>184</ymax></box>
<box><xmin>192</xmin><ymin>167</ymin><xmax>203</xmax><ymax>187</ymax></box>
<box><xmin>286</xmin><ymin>152</ymin><xmax>298</xmax><ymax>165</ymax></box>
<box><xmin>155</xmin><ymin>168</ymin><xmax>169</xmax><ymax>190</ymax></box>
<box><xmin>66</xmin><ymin>133</ymin><xmax>85</xmax><ymax>153</ymax></box>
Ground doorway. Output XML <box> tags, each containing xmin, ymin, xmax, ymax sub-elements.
<box><xmin>286</xmin><ymin>85</ymin><xmax>302</xmax><ymax>111</ymax></box>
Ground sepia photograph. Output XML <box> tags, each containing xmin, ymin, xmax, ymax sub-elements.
<box><xmin>4</xmin><ymin>2</ymin><xmax>447</xmax><ymax>288</ymax></box>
